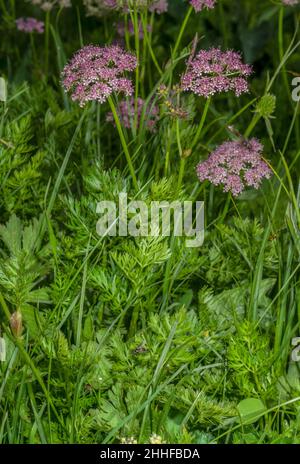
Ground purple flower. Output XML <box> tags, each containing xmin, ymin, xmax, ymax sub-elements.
<box><xmin>149</xmin><ymin>0</ymin><xmax>168</xmax><ymax>14</ymax></box>
<box><xmin>181</xmin><ymin>48</ymin><xmax>252</xmax><ymax>98</ymax></box>
<box><xmin>16</xmin><ymin>17</ymin><xmax>44</xmax><ymax>34</ymax></box>
<box><xmin>122</xmin><ymin>0</ymin><xmax>168</xmax><ymax>12</ymax></box>
<box><xmin>196</xmin><ymin>138</ymin><xmax>272</xmax><ymax>196</ymax></box>
<box><xmin>62</xmin><ymin>45</ymin><xmax>137</xmax><ymax>107</ymax></box>
<box><xmin>189</xmin><ymin>0</ymin><xmax>216</xmax><ymax>12</ymax></box>
<box><xmin>106</xmin><ymin>97</ymin><xmax>159</xmax><ymax>131</ymax></box>
<box><xmin>83</xmin><ymin>0</ymin><xmax>168</xmax><ymax>16</ymax></box>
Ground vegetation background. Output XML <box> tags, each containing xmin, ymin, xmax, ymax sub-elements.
<box><xmin>0</xmin><ymin>0</ymin><xmax>300</xmax><ymax>444</ymax></box>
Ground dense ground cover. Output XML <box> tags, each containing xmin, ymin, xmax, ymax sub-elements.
<box><xmin>0</xmin><ymin>0</ymin><xmax>300</xmax><ymax>444</ymax></box>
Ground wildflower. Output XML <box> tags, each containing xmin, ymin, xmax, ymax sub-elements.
<box><xmin>10</xmin><ymin>311</ymin><xmax>23</xmax><ymax>338</ymax></box>
<box><xmin>181</xmin><ymin>48</ymin><xmax>252</xmax><ymax>98</ymax></box>
<box><xmin>83</xmin><ymin>0</ymin><xmax>168</xmax><ymax>17</ymax></box>
<box><xmin>28</xmin><ymin>0</ymin><xmax>71</xmax><ymax>10</ymax></box>
<box><xmin>158</xmin><ymin>84</ymin><xmax>189</xmax><ymax>119</ymax></box>
<box><xmin>149</xmin><ymin>434</ymin><xmax>166</xmax><ymax>444</ymax></box>
<box><xmin>149</xmin><ymin>0</ymin><xmax>168</xmax><ymax>13</ymax></box>
<box><xmin>16</xmin><ymin>17</ymin><xmax>44</xmax><ymax>33</ymax></box>
<box><xmin>106</xmin><ymin>97</ymin><xmax>159</xmax><ymax>131</ymax></box>
<box><xmin>196</xmin><ymin>138</ymin><xmax>272</xmax><ymax>196</ymax></box>
<box><xmin>120</xmin><ymin>436</ymin><xmax>138</xmax><ymax>444</ymax></box>
<box><xmin>62</xmin><ymin>45</ymin><xmax>137</xmax><ymax>107</ymax></box>
<box><xmin>122</xmin><ymin>0</ymin><xmax>168</xmax><ymax>12</ymax></box>
<box><xmin>83</xmin><ymin>0</ymin><xmax>117</xmax><ymax>17</ymax></box>
<box><xmin>189</xmin><ymin>0</ymin><xmax>216</xmax><ymax>12</ymax></box>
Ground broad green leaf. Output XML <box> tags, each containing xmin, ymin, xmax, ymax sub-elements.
<box><xmin>237</xmin><ymin>398</ymin><xmax>266</xmax><ymax>425</ymax></box>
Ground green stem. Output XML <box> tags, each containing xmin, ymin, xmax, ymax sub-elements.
<box><xmin>244</xmin><ymin>113</ymin><xmax>261</xmax><ymax>138</ymax></box>
<box><xmin>44</xmin><ymin>10</ymin><xmax>50</xmax><ymax>76</ymax></box>
<box><xmin>176</xmin><ymin>118</ymin><xmax>185</xmax><ymax>192</ymax></box>
<box><xmin>141</xmin><ymin>13</ymin><xmax>162</xmax><ymax>76</ymax></box>
<box><xmin>140</xmin><ymin>11</ymin><xmax>147</xmax><ymax>97</ymax></box>
<box><xmin>30</xmin><ymin>33</ymin><xmax>38</xmax><ymax>68</ymax></box>
<box><xmin>132</xmin><ymin>8</ymin><xmax>140</xmax><ymax>133</ymax></box>
<box><xmin>172</xmin><ymin>5</ymin><xmax>193</xmax><ymax>58</ymax></box>
<box><xmin>218</xmin><ymin>193</ymin><xmax>231</xmax><ymax>224</ymax></box>
<box><xmin>0</xmin><ymin>293</ymin><xmax>65</xmax><ymax>430</ymax></box>
<box><xmin>76</xmin><ymin>6</ymin><xmax>84</xmax><ymax>48</ymax></box>
<box><xmin>128</xmin><ymin>304</ymin><xmax>140</xmax><ymax>338</ymax></box>
<box><xmin>164</xmin><ymin>123</ymin><xmax>173</xmax><ymax>177</ymax></box>
<box><xmin>191</xmin><ymin>97</ymin><xmax>211</xmax><ymax>150</ymax></box>
<box><xmin>278</xmin><ymin>6</ymin><xmax>291</xmax><ymax>102</ymax></box>
<box><xmin>177</xmin><ymin>157</ymin><xmax>186</xmax><ymax>193</ymax></box>
<box><xmin>108</xmin><ymin>96</ymin><xmax>138</xmax><ymax>191</ymax></box>
<box><xmin>124</xmin><ymin>14</ymin><xmax>131</xmax><ymax>50</ymax></box>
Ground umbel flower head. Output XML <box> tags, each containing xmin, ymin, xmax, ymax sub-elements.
<box><xmin>189</xmin><ymin>0</ymin><xmax>216</xmax><ymax>12</ymax></box>
<box><xmin>119</xmin><ymin>0</ymin><xmax>168</xmax><ymax>12</ymax></box>
<box><xmin>62</xmin><ymin>45</ymin><xmax>137</xmax><ymax>107</ymax></box>
<box><xmin>149</xmin><ymin>0</ymin><xmax>168</xmax><ymax>13</ymax></box>
<box><xmin>16</xmin><ymin>17</ymin><xmax>44</xmax><ymax>33</ymax></box>
<box><xmin>196</xmin><ymin>138</ymin><xmax>272</xmax><ymax>196</ymax></box>
<box><xmin>106</xmin><ymin>97</ymin><xmax>159</xmax><ymax>131</ymax></box>
<box><xmin>83</xmin><ymin>0</ymin><xmax>118</xmax><ymax>16</ymax></box>
<box><xmin>181</xmin><ymin>48</ymin><xmax>252</xmax><ymax>98</ymax></box>
<box><xmin>28</xmin><ymin>0</ymin><xmax>71</xmax><ymax>10</ymax></box>
<box><xmin>83</xmin><ymin>0</ymin><xmax>168</xmax><ymax>17</ymax></box>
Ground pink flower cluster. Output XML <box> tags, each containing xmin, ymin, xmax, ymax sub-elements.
<box><xmin>189</xmin><ymin>0</ymin><xmax>216</xmax><ymax>12</ymax></box>
<box><xmin>62</xmin><ymin>45</ymin><xmax>137</xmax><ymax>106</ymax></box>
<box><xmin>106</xmin><ymin>97</ymin><xmax>159</xmax><ymax>131</ymax></box>
<box><xmin>121</xmin><ymin>0</ymin><xmax>168</xmax><ymax>13</ymax></box>
<box><xmin>181</xmin><ymin>48</ymin><xmax>252</xmax><ymax>98</ymax></box>
<box><xmin>83</xmin><ymin>0</ymin><xmax>168</xmax><ymax>17</ymax></box>
<box><xmin>196</xmin><ymin>139</ymin><xmax>272</xmax><ymax>196</ymax></box>
<box><xmin>16</xmin><ymin>17</ymin><xmax>44</xmax><ymax>33</ymax></box>
<box><xmin>149</xmin><ymin>0</ymin><xmax>168</xmax><ymax>13</ymax></box>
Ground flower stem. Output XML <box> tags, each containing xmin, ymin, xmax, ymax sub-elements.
<box><xmin>164</xmin><ymin>122</ymin><xmax>174</xmax><ymax>177</ymax></box>
<box><xmin>278</xmin><ymin>6</ymin><xmax>291</xmax><ymax>103</ymax></box>
<box><xmin>176</xmin><ymin>118</ymin><xmax>185</xmax><ymax>193</ymax></box>
<box><xmin>218</xmin><ymin>192</ymin><xmax>231</xmax><ymax>224</ymax></box>
<box><xmin>172</xmin><ymin>5</ymin><xmax>193</xmax><ymax>59</ymax></box>
<box><xmin>108</xmin><ymin>96</ymin><xmax>138</xmax><ymax>191</ymax></box>
<box><xmin>244</xmin><ymin>113</ymin><xmax>261</xmax><ymax>138</ymax></box>
<box><xmin>132</xmin><ymin>7</ymin><xmax>140</xmax><ymax>134</ymax></box>
<box><xmin>191</xmin><ymin>97</ymin><xmax>211</xmax><ymax>150</ymax></box>
<box><xmin>141</xmin><ymin>13</ymin><xmax>163</xmax><ymax>76</ymax></box>
<box><xmin>44</xmin><ymin>10</ymin><xmax>50</xmax><ymax>76</ymax></box>
<box><xmin>30</xmin><ymin>33</ymin><xmax>38</xmax><ymax>67</ymax></box>
<box><xmin>177</xmin><ymin>157</ymin><xmax>186</xmax><ymax>193</ymax></box>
